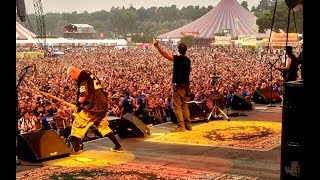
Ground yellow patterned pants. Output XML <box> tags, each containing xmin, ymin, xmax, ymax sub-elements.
<box><xmin>70</xmin><ymin>111</ymin><xmax>112</xmax><ymax>139</ymax></box>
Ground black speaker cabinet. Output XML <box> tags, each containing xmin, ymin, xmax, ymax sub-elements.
<box><xmin>107</xmin><ymin>116</ymin><xmax>121</xmax><ymax>133</ymax></box>
<box><xmin>253</xmin><ymin>88</ymin><xmax>282</xmax><ymax>104</ymax></box>
<box><xmin>231</xmin><ymin>93</ymin><xmax>253</xmax><ymax>110</ymax></box>
<box><xmin>17</xmin><ymin>129</ymin><xmax>71</xmax><ymax>162</ymax></box>
<box><xmin>281</xmin><ymin>80</ymin><xmax>305</xmax><ymax>179</ymax></box>
<box><xmin>187</xmin><ymin>101</ymin><xmax>206</xmax><ymax>121</ymax></box>
<box><xmin>117</xmin><ymin>113</ymin><xmax>150</xmax><ymax>138</ymax></box>
<box><xmin>285</xmin><ymin>0</ymin><xmax>302</xmax><ymax>10</ymax></box>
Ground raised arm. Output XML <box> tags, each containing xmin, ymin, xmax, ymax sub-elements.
<box><xmin>153</xmin><ymin>38</ymin><xmax>173</xmax><ymax>61</ymax></box>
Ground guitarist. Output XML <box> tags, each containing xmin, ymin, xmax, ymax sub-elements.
<box><xmin>66</xmin><ymin>66</ymin><xmax>124</xmax><ymax>154</ymax></box>
<box><xmin>275</xmin><ymin>46</ymin><xmax>299</xmax><ymax>82</ymax></box>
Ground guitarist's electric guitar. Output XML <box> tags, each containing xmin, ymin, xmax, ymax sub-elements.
<box><xmin>278</xmin><ymin>69</ymin><xmax>288</xmax><ymax>79</ymax></box>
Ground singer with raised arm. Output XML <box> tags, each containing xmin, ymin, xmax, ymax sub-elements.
<box><xmin>275</xmin><ymin>46</ymin><xmax>299</xmax><ymax>82</ymax></box>
<box><xmin>152</xmin><ymin>39</ymin><xmax>192</xmax><ymax>132</ymax></box>
<box><xmin>66</xmin><ymin>66</ymin><xmax>124</xmax><ymax>154</ymax></box>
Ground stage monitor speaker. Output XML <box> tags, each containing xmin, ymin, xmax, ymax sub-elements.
<box><xmin>187</xmin><ymin>101</ymin><xmax>206</xmax><ymax>121</ymax></box>
<box><xmin>107</xmin><ymin>116</ymin><xmax>121</xmax><ymax>133</ymax></box>
<box><xmin>231</xmin><ymin>93</ymin><xmax>253</xmax><ymax>110</ymax></box>
<box><xmin>117</xmin><ymin>113</ymin><xmax>150</xmax><ymax>138</ymax></box>
<box><xmin>253</xmin><ymin>88</ymin><xmax>282</xmax><ymax>104</ymax></box>
<box><xmin>17</xmin><ymin>130</ymin><xmax>71</xmax><ymax>162</ymax></box>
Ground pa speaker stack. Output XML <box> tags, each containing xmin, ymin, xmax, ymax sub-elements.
<box><xmin>281</xmin><ymin>80</ymin><xmax>305</xmax><ymax>179</ymax></box>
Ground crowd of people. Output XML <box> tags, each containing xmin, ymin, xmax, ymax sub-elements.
<box><xmin>16</xmin><ymin>43</ymin><xmax>303</xmax><ymax>140</ymax></box>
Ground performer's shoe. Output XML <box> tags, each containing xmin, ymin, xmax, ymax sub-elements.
<box><xmin>111</xmin><ymin>146</ymin><xmax>124</xmax><ymax>153</ymax></box>
<box><xmin>185</xmin><ymin>125</ymin><xmax>192</xmax><ymax>131</ymax></box>
<box><xmin>171</xmin><ymin>127</ymin><xmax>186</xmax><ymax>132</ymax></box>
<box><xmin>70</xmin><ymin>149</ymin><xmax>83</xmax><ymax>156</ymax></box>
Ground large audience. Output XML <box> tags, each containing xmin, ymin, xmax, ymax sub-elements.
<box><xmin>16</xmin><ymin>44</ymin><xmax>302</xmax><ymax>135</ymax></box>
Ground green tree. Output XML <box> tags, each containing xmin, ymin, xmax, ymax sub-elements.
<box><xmin>253</xmin><ymin>0</ymin><xmax>276</xmax><ymax>16</ymax></box>
<box><xmin>108</xmin><ymin>7</ymin><xmax>139</xmax><ymax>36</ymax></box>
<box><xmin>180</xmin><ymin>35</ymin><xmax>194</xmax><ymax>48</ymax></box>
<box><xmin>22</xmin><ymin>3</ymin><xmax>302</xmax><ymax>40</ymax></box>
<box><xmin>251</xmin><ymin>6</ymin><xmax>256</xmax><ymax>12</ymax></box>
<box><xmin>241</xmin><ymin>1</ymin><xmax>249</xmax><ymax>11</ymax></box>
<box><xmin>256</xmin><ymin>0</ymin><xmax>303</xmax><ymax>33</ymax></box>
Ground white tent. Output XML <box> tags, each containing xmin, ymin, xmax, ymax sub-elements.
<box><xmin>157</xmin><ymin>0</ymin><xmax>261</xmax><ymax>39</ymax></box>
<box><xmin>16</xmin><ymin>21</ymin><xmax>36</xmax><ymax>40</ymax></box>
<box><xmin>16</xmin><ymin>38</ymin><xmax>128</xmax><ymax>49</ymax></box>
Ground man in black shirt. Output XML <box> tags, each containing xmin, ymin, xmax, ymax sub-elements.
<box><xmin>67</xmin><ymin>66</ymin><xmax>124</xmax><ymax>153</ymax></box>
<box><xmin>275</xmin><ymin>46</ymin><xmax>299</xmax><ymax>82</ymax></box>
<box><xmin>153</xmin><ymin>39</ymin><xmax>192</xmax><ymax>132</ymax></box>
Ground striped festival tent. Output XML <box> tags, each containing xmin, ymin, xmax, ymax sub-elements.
<box><xmin>16</xmin><ymin>21</ymin><xmax>36</xmax><ymax>40</ymax></box>
<box><xmin>157</xmin><ymin>0</ymin><xmax>259</xmax><ymax>39</ymax></box>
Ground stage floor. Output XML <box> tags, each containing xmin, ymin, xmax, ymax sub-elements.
<box><xmin>16</xmin><ymin>102</ymin><xmax>283</xmax><ymax>180</ymax></box>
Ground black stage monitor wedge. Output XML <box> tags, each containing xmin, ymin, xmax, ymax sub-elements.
<box><xmin>253</xmin><ymin>88</ymin><xmax>282</xmax><ymax>104</ymax></box>
<box><xmin>187</xmin><ymin>101</ymin><xmax>206</xmax><ymax>121</ymax></box>
<box><xmin>117</xmin><ymin>113</ymin><xmax>150</xmax><ymax>138</ymax></box>
<box><xmin>231</xmin><ymin>93</ymin><xmax>253</xmax><ymax>110</ymax></box>
<box><xmin>17</xmin><ymin>130</ymin><xmax>71</xmax><ymax>162</ymax></box>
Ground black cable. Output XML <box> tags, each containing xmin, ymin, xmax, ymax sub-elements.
<box><xmin>284</xmin><ymin>9</ymin><xmax>291</xmax><ymax>67</ymax></box>
<box><xmin>265</xmin><ymin>0</ymin><xmax>278</xmax><ymax>57</ymax></box>
<box><xmin>292</xmin><ymin>11</ymin><xmax>298</xmax><ymax>35</ymax></box>
<box><xmin>21</xmin><ymin>6</ymin><xmax>38</xmax><ymax>45</ymax></box>
<box><xmin>292</xmin><ymin>10</ymin><xmax>301</xmax><ymax>52</ymax></box>
<box><xmin>264</xmin><ymin>0</ymin><xmax>278</xmax><ymax>107</ymax></box>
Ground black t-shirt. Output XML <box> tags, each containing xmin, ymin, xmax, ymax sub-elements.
<box><xmin>77</xmin><ymin>70</ymin><xmax>108</xmax><ymax>114</ymax></box>
<box><xmin>122</xmin><ymin>96</ymin><xmax>134</xmax><ymax>113</ymax></box>
<box><xmin>285</xmin><ymin>54</ymin><xmax>299</xmax><ymax>82</ymax></box>
<box><xmin>137</xmin><ymin>95</ymin><xmax>146</xmax><ymax>110</ymax></box>
<box><xmin>172</xmin><ymin>54</ymin><xmax>191</xmax><ymax>84</ymax></box>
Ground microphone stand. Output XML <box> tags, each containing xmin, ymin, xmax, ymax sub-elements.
<box><xmin>16</xmin><ymin>67</ymin><xmax>43</xmax><ymax>168</ymax></box>
<box><xmin>267</xmin><ymin>56</ymin><xmax>280</xmax><ymax>107</ymax></box>
<box><xmin>206</xmin><ymin>54</ymin><xmax>230</xmax><ymax>122</ymax></box>
<box><xmin>16</xmin><ymin>68</ymin><xmax>29</xmax><ymax>129</ymax></box>
<box><xmin>264</xmin><ymin>0</ymin><xmax>278</xmax><ymax>108</ymax></box>
<box><xmin>16</xmin><ymin>65</ymin><xmax>35</xmax><ymax>125</ymax></box>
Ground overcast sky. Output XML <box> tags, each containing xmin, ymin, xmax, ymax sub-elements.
<box><xmin>24</xmin><ymin>0</ymin><xmax>260</xmax><ymax>14</ymax></box>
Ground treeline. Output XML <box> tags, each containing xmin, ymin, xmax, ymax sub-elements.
<box><xmin>21</xmin><ymin>0</ymin><xmax>303</xmax><ymax>43</ymax></box>
<box><xmin>24</xmin><ymin>5</ymin><xmax>213</xmax><ymax>40</ymax></box>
